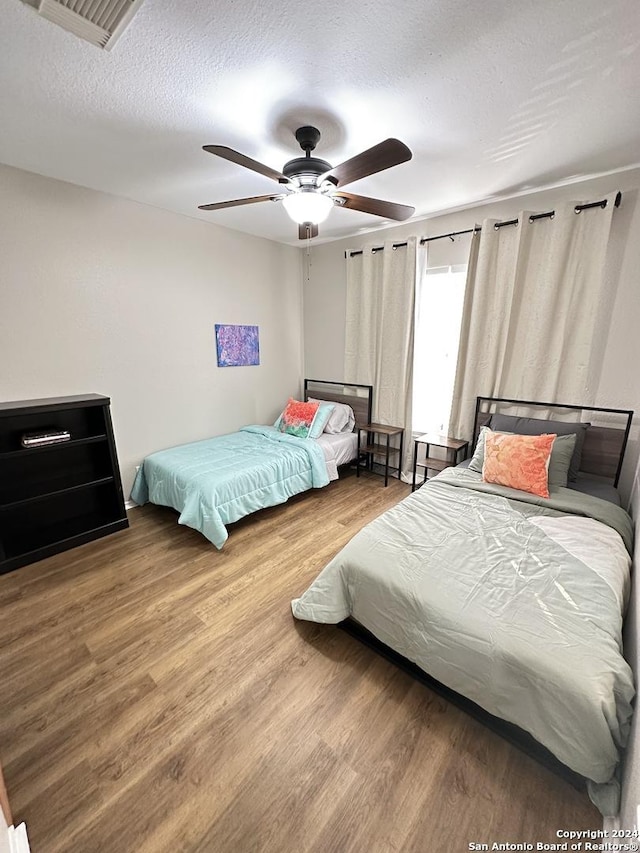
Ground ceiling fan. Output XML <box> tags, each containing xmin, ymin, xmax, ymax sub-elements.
<box><xmin>198</xmin><ymin>126</ymin><xmax>415</xmax><ymax>240</ymax></box>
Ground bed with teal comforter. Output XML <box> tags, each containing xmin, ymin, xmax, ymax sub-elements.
<box><xmin>291</xmin><ymin>466</ymin><xmax>635</xmax><ymax>816</ymax></box>
<box><xmin>131</xmin><ymin>425</ymin><xmax>329</xmax><ymax>548</ymax></box>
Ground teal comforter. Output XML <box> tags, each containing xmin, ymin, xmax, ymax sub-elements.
<box><xmin>292</xmin><ymin>466</ymin><xmax>634</xmax><ymax>815</ymax></box>
<box><xmin>130</xmin><ymin>425</ymin><xmax>329</xmax><ymax>548</ymax></box>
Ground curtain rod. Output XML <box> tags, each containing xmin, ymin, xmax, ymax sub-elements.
<box><xmin>345</xmin><ymin>191</ymin><xmax>622</xmax><ymax>258</ymax></box>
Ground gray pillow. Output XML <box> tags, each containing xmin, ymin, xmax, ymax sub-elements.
<box><xmin>468</xmin><ymin>426</ymin><xmax>577</xmax><ymax>488</ymax></box>
<box><xmin>468</xmin><ymin>426</ymin><xmax>499</xmax><ymax>473</ymax></box>
<box><xmin>489</xmin><ymin>414</ymin><xmax>589</xmax><ymax>481</ymax></box>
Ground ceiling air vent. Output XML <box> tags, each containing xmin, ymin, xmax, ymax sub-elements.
<box><xmin>35</xmin><ymin>0</ymin><xmax>144</xmax><ymax>50</ymax></box>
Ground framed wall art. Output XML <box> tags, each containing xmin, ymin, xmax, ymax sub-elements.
<box><xmin>215</xmin><ymin>324</ymin><xmax>260</xmax><ymax>367</ymax></box>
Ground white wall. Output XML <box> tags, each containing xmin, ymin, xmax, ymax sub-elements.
<box><xmin>303</xmin><ymin>167</ymin><xmax>640</xmax><ymax>502</ymax></box>
<box><xmin>0</xmin><ymin>163</ymin><xmax>303</xmax><ymax>495</ymax></box>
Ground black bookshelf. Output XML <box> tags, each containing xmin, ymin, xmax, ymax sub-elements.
<box><xmin>0</xmin><ymin>394</ymin><xmax>129</xmax><ymax>574</ymax></box>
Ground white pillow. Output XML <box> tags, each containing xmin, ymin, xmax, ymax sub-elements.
<box><xmin>308</xmin><ymin>398</ymin><xmax>355</xmax><ymax>434</ymax></box>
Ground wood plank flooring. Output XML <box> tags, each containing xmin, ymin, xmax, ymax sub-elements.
<box><xmin>0</xmin><ymin>471</ymin><xmax>600</xmax><ymax>852</ymax></box>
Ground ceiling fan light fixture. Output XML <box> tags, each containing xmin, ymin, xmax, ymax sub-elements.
<box><xmin>282</xmin><ymin>191</ymin><xmax>334</xmax><ymax>224</ymax></box>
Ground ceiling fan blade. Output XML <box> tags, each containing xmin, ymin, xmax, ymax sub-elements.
<box><xmin>321</xmin><ymin>139</ymin><xmax>412</xmax><ymax>188</ymax></box>
<box><xmin>298</xmin><ymin>223</ymin><xmax>319</xmax><ymax>240</ymax></box>
<box><xmin>203</xmin><ymin>145</ymin><xmax>290</xmax><ymax>184</ymax></box>
<box><xmin>334</xmin><ymin>192</ymin><xmax>414</xmax><ymax>220</ymax></box>
<box><xmin>198</xmin><ymin>194</ymin><xmax>282</xmax><ymax>211</ymax></box>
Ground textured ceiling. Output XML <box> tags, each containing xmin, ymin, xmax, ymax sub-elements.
<box><xmin>1</xmin><ymin>0</ymin><xmax>639</xmax><ymax>246</ymax></box>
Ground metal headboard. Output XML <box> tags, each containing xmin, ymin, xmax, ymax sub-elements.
<box><xmin>304</xmin><ymin>379</ymin><xmax>373</xmax><ymax>431</ymax></box>
<box><xmin>473</xmin><ymin>396</ymin><xmax>633</xmax><ymax>487</ymax></box>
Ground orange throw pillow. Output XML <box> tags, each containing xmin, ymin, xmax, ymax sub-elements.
<box><xmin>277</xmin><ymin>398</ymin><xmax>319</xmax><ymax>439</ymax></box>
<box><xmin>482</xmin><ymin>431</ymin><xmax>556</xmax><ymax>498</ymax></box>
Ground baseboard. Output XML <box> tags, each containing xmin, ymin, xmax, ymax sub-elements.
<box><xmin>125</xmin><ymin>499</ymin><xmax>137</xmax><ymax>510</ymax></box>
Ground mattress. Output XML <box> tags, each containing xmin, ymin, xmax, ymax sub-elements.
<box><xmin>292</xmin><ymin>465</ymin><xmax>634</xmax><ymax>816</ymax></box>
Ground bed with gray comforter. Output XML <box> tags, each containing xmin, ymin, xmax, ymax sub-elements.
<box><xmin>291</xmin><ymin>466</ymin><xmax>634</xmax><ymax>816</ymax></box>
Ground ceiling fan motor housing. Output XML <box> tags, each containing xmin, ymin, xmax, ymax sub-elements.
<box><xmin>282</xmin><ymin>156</ymin><xmax>332</xmax><ymax>184</ymax></box>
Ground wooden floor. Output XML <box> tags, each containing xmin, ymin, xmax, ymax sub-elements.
<box><xmin>0</xmin><ymin>471</ymin><xmax>600</xmax><ymax>852</ymax></box>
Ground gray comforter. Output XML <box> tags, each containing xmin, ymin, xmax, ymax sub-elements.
<box><xmin>291</xmin><ymin>467</ymin><xmax>635</xmax><ymax>815</ymax></box>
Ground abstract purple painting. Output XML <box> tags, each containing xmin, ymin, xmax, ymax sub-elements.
<box><xmin>215</xmin><ymin>324</ymin><xmax>260</xmax><ymax>367</ymax></box>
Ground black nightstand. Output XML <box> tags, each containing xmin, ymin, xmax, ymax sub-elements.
<box><xmin>412</xmin><ymin>433</ymin><xmax>469</xmax><ymax>491</ymax></box>
<box><xmin>357</xmin><ymin>423</ymin><xmax>404</xmax><ymax>487</ymax></box>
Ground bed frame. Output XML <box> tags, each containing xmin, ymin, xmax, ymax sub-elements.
<box><xmin>303</xmin><ymin>379</ymin><xmax>373</xmax><ymax>430</ymax></box>
<box><xmin>473</xmin><ymin>396</ymin><xmax>633</xmax><ymax>486</ymax></box>
<box><xmin>340</xmin><ymin>395</ymin><xmax>634</xmax><ymax>792</ymax></box>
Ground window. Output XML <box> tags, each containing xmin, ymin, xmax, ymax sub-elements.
<box><xmin>412</xmin><ymin>264</ymin><xmax>467</xmax><ymax>435</ymax></box>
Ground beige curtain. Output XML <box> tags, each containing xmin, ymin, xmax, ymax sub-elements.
<box><xmin>449</xmin><ymin>193</ymin><xmax>619</xmax><ymax>440</ymax></box>
<box><xmin>345</xmin><ymin>236</ymin><xmax>417</xmax><ymax>476</ymax></box>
